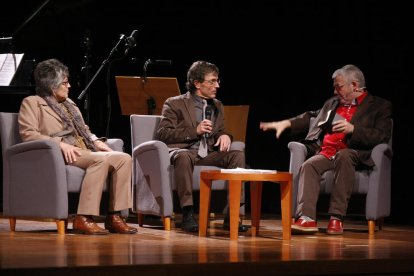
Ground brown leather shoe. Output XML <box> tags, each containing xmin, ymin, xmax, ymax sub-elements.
<box><xmin>105</xmin><ymin>214</ymin><xmax>138</xmax><ymax>234</ymax></box>
<box><xmin>72</xmin><ymin>215</ymin><xmax>109</xmax><ymax>235</ymax></box>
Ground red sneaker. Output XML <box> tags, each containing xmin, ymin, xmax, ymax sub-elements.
<box><xmin>326</xmin><ymin>219</ymin><xmax>343</xmax><ymax>235</ymax></box>
<box><xmin>291</xmin><ymin>218</ymin><xmax>318</xmax><ymax>234</ymax></box>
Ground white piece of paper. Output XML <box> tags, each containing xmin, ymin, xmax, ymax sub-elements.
<box><xmin>0</xmin><ymin>53</ymin><xmax>24</xmax><ymax>86</ymax></box>
<box><xmin>220</xmin><ymin>167</ymin><xmax>277</xmax><ymax>174</ymax></box>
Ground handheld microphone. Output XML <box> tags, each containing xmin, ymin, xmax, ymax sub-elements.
<box><xmin>124</xmin><ymin>29</ymin><xmax>138</xmax><ymax>55</ymax></box>
<box><xmin>204</xmin><ymin>106</ymin><xmax>212</xmax><ymax>138</ymax></box>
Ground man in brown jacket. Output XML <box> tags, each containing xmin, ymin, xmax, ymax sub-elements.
<box><xmin>156</xmin><ymin>60</ymin><xmax>246</xmax><ymax>232</ymax></box>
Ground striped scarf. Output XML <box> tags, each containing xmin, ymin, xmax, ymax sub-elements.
<box><xmin>43</xmin><ymin>95</ymin><xmax>97</xmax><ymax>151</ymax></box>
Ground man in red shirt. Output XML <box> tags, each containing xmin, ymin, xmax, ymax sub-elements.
<box><xmin>260</xmin><ymin>64</ymin><xmax>392</xmax><ymax>235</ymax></box>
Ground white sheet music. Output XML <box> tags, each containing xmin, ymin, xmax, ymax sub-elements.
<box><xmin>220</xmin><ymin>167</ymin><xmax>277</xmax><ymax>174</ymax></box>
<box><xmin>0</xmin><ymin>53</ymin><xmax>24</xmax><ymax>86</ymax></box>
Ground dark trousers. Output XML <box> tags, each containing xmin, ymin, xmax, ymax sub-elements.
<box><xmin>296</xmin><ymin>149</ymin><xmax>360</xmax><ymax>220</ymax></box>
<box><xmin>171</xmin><ymin>149</ymin><xmax>245</xmax><ymax>208</ymax></box>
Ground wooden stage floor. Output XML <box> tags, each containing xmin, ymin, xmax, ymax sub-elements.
<box><xmin>1</xmin><ymin>214</ymin><xmax>414</xmax><ymax>275</ymax></box>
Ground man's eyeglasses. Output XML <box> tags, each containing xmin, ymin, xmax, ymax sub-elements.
<box><xmin>61</xmin><ymin>81</ymin><xmax>70</xmax><ymax>87</ymax></box>
<box><xmin>203</xmin><ymin>79</ymin><xmax>220</xmax><ymax>86</ymax></box>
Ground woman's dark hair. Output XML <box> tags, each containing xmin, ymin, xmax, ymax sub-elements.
<box><xmin>34</xmin><ymin>59</ymin><xmax>69</xmax><ymax>97</ymax></box>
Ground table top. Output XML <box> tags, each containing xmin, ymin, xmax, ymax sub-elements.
<box><xmin>200</xmin><ymin>170</ymin><xmax>292</xmax><ymax>182</ymax></box>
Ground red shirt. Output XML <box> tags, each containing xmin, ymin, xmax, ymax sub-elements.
<box><xmin>319</xmin><ymin>93</ymin><xmax>367</xmax><ymax>159</ymax></box>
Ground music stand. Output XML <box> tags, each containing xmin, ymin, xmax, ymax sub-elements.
<box><xmin>115</xmin><ymin>76</ymin><xmax>181</xmax><ymax>115</ymax></box>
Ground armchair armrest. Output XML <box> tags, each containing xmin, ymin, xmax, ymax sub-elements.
<box><xmin>288</xmin><ymin>141</ymin><xmax>308</xmax><ymax>174</ymax></box>
<box><xmin>230</xmin><ymin>141</ymin><xmax>245</xmax><ymax>151</ymax></box>
<box><xmin>132</xmin><ymin>140</ymin><xmax>173</xmax><ymax>216</ymax></box>
<box><xmin>133</xmin><ymin>140</ymin><xmax>169</xmax><ymax>157</ymax></box>
<box><xmin>366</xmin><ymin>143</ymin><xmax>393</xmax><ymax>220</ymax></box>
<box><xmin>287</xmin><ymin>141</ymin><xmax>308</xmax><ymax>217</ymax></box>
<box><xmin>132</xmin><ymin>140</ymin><xmax>171</xmax><ymax>184</ymax></box>
<box><xmin>4</xmin><ymin>139</ymin><xmax>69</xmax><ymax>218</ymax></box>
<box><xmin>106</xmin><ymin>138</ymin><xmax>124</xmax><ymax>152</ymax></box>
<box><xmin>7</xmin><ymin>139</ymin><xmax>64</xmax><ymax>157</ymax></box>
<box><xmin>371</xmin><ymin>143</ymin><xmax>393</xmax><ymax>161</ymax></box>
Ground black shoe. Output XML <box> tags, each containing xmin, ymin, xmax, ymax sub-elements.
<box><xmin>181</xmin><ymin>209</ymin><xmax>199</xmax><ymax>232</ymax></box>
<box><xmin>223</xmin><ymin>216</ymin><xmax>249</xmax><ymax>232</ymax></box>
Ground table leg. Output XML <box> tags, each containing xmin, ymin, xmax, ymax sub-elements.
<box><xmin>228</xmin><ymin>180</ymin><xmax>242</xmax><ymax>240</ymax></box>
<box><xmin>280</xmin><ymin>177</ymin><xmax>292</xmax><ymax>240</ymax></box>
<box><xmin>250</xmin><ymin>181</ymin><xmax>263</xmax><ymax>236</ymax></box>
<box><xmin>199</xmin><ymin>177</ymin><xmax>212</xmax><ymax>237</ymax></box>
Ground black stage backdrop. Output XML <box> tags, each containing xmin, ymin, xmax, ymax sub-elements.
<box><xmin>1</xmin><ymin>0</ymin><xmax>412</xmax><ymax>224</ymax></box>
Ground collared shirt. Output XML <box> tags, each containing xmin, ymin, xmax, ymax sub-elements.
<box><xmin>193</xmin><ymin>94</ymin><xmax>205</xmax><ymax>123</ymax></box>
<box><xmin>192</xmin><ymin>94</ymin><xmax>215</xmax><ymax>123</ymax></box>
<box><xmin>319</xmin><ymin>93</ymin><xmax>368</xmax><ymax>159</ymax></box>
<box><xmin>192</xmin><ymin>95</ymin><xmax>217</xmax><ymax>150</ymax></box>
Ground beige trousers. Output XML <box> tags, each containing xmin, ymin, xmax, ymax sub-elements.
<box><xmin>72</xmin><ymin>150</ymin><xmax>132</xmax><ymax>216</ymax></box>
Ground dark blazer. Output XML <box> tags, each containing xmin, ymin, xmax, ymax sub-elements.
<box><xmin>289</xmin><ymin>94</ymin><xmax>392</xmax><ymax>167</ymax></box>
<box><xmin>156</xmin><ymin>92</ymin><xmax>232</xmax><ymax>151</ymax></box>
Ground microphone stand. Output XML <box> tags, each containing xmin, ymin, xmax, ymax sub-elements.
<box><xmin>81</xmin><ymin>31</ymin><xmax>92</xmax><ymax>124</ymax></box>
<box><xmin>77</xmin><ymin>34</ymin><xmax>125</xmax><ymax>101</ymax></box>
<box><xmin>142</xmin><ymin>58</ymin><xmax>151</xmax><ymax>85</ymax></box>
<box><xmin>12</xmin><ymin>0</ymin><xmax>51</xmax><ymax>39</ymax></box>
<box><xmin>142</xmin><ymin>59</ymin><xmax>156</xmax><ymax>115</ymax></box>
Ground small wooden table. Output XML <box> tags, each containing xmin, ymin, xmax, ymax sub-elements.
<box><xmin>198</xmin><ymin>170</ymin><xmax>292</xmax><ymax>240</ymax></box>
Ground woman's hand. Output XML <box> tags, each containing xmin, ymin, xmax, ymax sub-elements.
<box><xmin>94</xmin><ymin>140</ymin><xmax>113</xmax><ymax>152</ymax></box>
<box><xmin>60</xmin><ymin>142</ymin><xmax>82</xmax><ymax>163</ymax></box>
